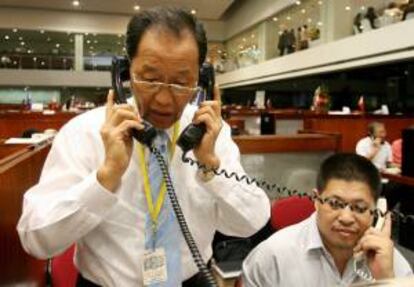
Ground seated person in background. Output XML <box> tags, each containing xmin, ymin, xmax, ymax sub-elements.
<box><xmin>366</xmin><ymin>7</ymin><xmax>379</xmax><ymax>29</ymax></box>
<box><xmin>353</xmin><ymin>13</ymin><xmax>363</xmax><ymax>33</ymax></box>
<box><xmin>391</xmin><ymin>138</ymin><xmax>402</xmax><ymax>169</ymax></box>
<box><xmin>356</xmin><ymin>122</ymin><xmax>392</xmax><ymax>171</ymax></box>
<box><xmin>384</xmin><ymin>2</ymin><xmax>404</xmax><ymax>21</ymax></box>
<box><xmin>403</xmin><ymin>0</ymin><xmax>414</xmax><ymax>20</ymax></box>
<box><xmin>242</xmin><ymin>153</ymin><xmax>413</xmax><ymax>287</ymax></box>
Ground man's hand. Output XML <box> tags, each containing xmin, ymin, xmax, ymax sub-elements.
<box><xmin>373</xmin><ymin>137</ymin><xmax>382</xmax><ymax>148</ymax></box>
<box><xmin>192</xmin><ymin>85</ymin><xmax>223</xmax><ymax>169</ymax></box>
<box><xmin>97</xmin><ymin>90</ymin><xmax>143</xmax><ymax>192</ymax></box>
<box><xmin>353</xmin><ymin>213</ymin><xmax>395</xmax><ymax>280</ymax></box>
<box><xmin>367</xmin><ymin>138</ymin><xmax>382</xmax><ymax>160</ymax></box>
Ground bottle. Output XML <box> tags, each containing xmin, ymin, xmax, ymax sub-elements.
<box><xmin>27</xmin><ymin>92</ymin><xmax>32</xmax><ymax>110</ymax></box>
<box><xmin>24</xmin><ymin>87</ymin><xmax>32</xmax><ymax>110</ymax></box>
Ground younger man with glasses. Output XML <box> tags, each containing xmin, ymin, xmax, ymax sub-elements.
<box><xmin>242</xmin><ymin>153</ymin><xmax>413</xmax><ymax>287</ymax></box>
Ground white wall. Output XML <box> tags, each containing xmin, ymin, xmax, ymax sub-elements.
<box><xmin>224</xmin><ymin>0</ymin><xmax>295</xmax><ymax>39</ymax></box>
<box><xmin>0</xmin><ymin>69</ymin><xmax>111</xmax><ymax>87</ymax></box>
<box><xmin>0</xmin><ymin>7</ymin><xmax>226</xmax><ymax>41</ymax></box>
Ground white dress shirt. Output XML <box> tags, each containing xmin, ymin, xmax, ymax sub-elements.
<box><xmin>356</xmin><ymin>136</ymin><xmax>392</xmax><ymax>170</ymax></box>
<box><xmin>242</xmin><ymin>213</ymin><xmax>413</xmax><ymax>287</ymax></box>
<box><xmin>17</xmin><ymin>104</ymin><xmax>270</xmax><ymax>286</ymax></box>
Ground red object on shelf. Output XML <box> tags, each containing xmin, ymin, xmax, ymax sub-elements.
<box><xmin>358</xmin><ymin>95</ymin><xmax>365</xmax><ymax>112</ymax></box>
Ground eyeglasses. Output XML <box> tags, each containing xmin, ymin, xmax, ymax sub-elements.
<box><xmin>319</xmin><ymin>196</ymin><xmax>373</xmax><ymax>215</ymax></box>
<box><xmin>132</xmin><ymin>74</ymin><xmax>201</xmax><ymax>98</ymax></box>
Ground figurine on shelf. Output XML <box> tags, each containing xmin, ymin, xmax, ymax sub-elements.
<box><xmin>311</xmin><ymin>85</ymin><xmax>330</xmax><ymax>113</ymax></box>
<box><xmin>358</xmin><ymin>95</ymin><xmax>365</xmax><ymax>113</ymax></box>
<box><xmin>48</xmin><ymin>96</ymin><xmax>60</xmax><ymax>111</ymax></box>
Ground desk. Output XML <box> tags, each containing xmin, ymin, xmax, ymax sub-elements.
<box><xmin>231</xmin><ymin>133</ymin><xmax>340</xmax><ymax>200</ymax></box>
<box><xmin>0</xmin><ymin>110</ymin><xmax>77</xmax><ymax>138</ymax></box>
<box><xmin>381</xmin><ymin>172</ymin><xmax>414</xmax><ymax>187</ymax></box>
<box><xmin>233</xmin><ymin>133</ymin><xmax>341</xmax><ymax>154</ymax></box>
<box><xmin>223</xmin><ymin>107</ymin><xmax>414</xmax><ymax>152</ymax></box>
<box><xmin>0</xmin><ymin>142</ymin><xmax>50</xmax><ymax>286</ymax></box>
<box><xmin>351</xmin><ymin>276</ymin><xmax>414</xmax><ymax>286</ymax></box>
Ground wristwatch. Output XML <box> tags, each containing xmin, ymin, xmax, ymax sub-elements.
<box><xmin>197</xmin><ymin>168</ymin><xmax>216</xmax><ymax>182</ymax></box>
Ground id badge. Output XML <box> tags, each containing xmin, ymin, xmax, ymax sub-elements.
<box><xmin>142</xmin><ymin>248</ymin><xmax>167</xmax><ymax>286</ymax></box>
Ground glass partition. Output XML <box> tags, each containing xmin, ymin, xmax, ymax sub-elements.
<box><xmin>1</xmin><ymin>0</ymin><xmax>412</xmax><ymax>73</ymax></box>
<box><xmin>0</xmin><ymin>29</ymin><xmax>75</xmax><ymax>70</ymax></box>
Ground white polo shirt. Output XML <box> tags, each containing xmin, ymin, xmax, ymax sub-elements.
<box><xmin>356</xmin><ymin>136</ymin><xmax>392</xmax><ymax>170</ymax></box>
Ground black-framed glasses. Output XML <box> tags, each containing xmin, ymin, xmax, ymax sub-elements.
<box><xmin>319</xmin><ymin>196</ymin><xmax>373</xmax><ymax>215</ymax></box>
<box><xmin>132</xmin><ymin>74</ymin><xmax>201</xmax><ymax>98</ymax></box>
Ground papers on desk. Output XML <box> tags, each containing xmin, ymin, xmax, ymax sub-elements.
<box><xmin>384</xmin><ymin>167</ymin><xmax>401</xmax><ymax>175</ymax></box>
<box><xmin>5</xmin><ymin>134</ymin><xmax>55</xmax><ymax>145</ymax></box>
<box><xmin>212</xmin><ymin>260</ymin><xmax>242</xmax><ymax>279</ymax></box>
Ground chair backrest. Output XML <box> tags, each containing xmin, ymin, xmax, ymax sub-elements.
<box><xmin>51</xmin><ymin>245</ymin><xmax>78</xmax><ymax>287</ymax></box>
<box><xmin>271</xmin><ymin>196</ymin><xmax>315</xmax><ymax>230</ymax></box>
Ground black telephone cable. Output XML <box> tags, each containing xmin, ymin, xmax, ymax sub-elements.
<box><xmin>150</xmin><ymin>145</ymin><xmax>218</xmax><ymax>287</ymax></box>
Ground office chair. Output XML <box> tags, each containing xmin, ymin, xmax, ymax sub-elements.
<box><xmin>235</xmin><ymin>196</ymin><xmax>315</xmax><ymax>286</ymax></box>
<box><xmin>50</xmin><ymin>245</ymin><xmax>78</xmax><ymax>287</ymax></box>
<box><xmin>270</xmin><ymin>196</ymin><xmax>315</xmax><ymax>230</ymax></box>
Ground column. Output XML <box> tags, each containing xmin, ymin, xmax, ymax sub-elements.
<box><xmin>320</xmin><ymin>0</ymin><xmax>354</xmax><ymax>44</ymax></box>
<box><xmin>74</xmin><ymin>33</ymin><xmax>84</xmax><ymax>71</ymax></box>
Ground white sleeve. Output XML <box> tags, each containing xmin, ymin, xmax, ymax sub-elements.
<box><xmin>394</xmin><ymin>248</ymin><xmax>414</xmax><ymax>277</ymax></box>
<box><xmin>356</xmin><ymin>139</ymin><xmax>369</xmax><ymax>157</ymax></box>
<box><xmin>386</xmin><ymin>144</ymin><xmax>393</xmax><ymax>163</ymax></box>
<box><xmin>17</xmin><ymin>120</ymin><xmax>118</xmax><ymax>259</ymax></box>
<box><xmin>242</xmin><ymin>241</ymin><xmax>280</xmax><ymax>287</ymax></box>
<box><xmin>200</xmin><ymin>122</ymin><xmax>270</xmax><ymax>237</ymax></box>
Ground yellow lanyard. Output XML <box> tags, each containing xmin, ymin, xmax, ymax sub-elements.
<box><xmin>137</xmin><ymin>122</ymin><xmax>179</xmax><ymax>228</ymax></box>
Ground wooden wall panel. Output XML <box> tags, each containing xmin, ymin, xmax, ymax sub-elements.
<box><xmin>0</xmin><ymin>144</ymin><xmax>50</xmax><ymax>286</ymax></box>
<box><xmin>304</xmin><ymin>117</ymin><xmax>414</xmax><ymax>152</ymax></box>
<box><xmin>233</xmin><ymin>134</ymin><xmax>341</xmax><ymax>154</ymax></box>
<box><xmin>0</xmin><ymin>111</ymin><xmax>78</xmax><ymax>138</ymax></box>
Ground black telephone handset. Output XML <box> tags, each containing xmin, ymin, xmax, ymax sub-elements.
<box><xmin>111</xmin><ymin>56</ymin><xmax>157</xmax><ymax>147</ymax></box>
<box><xmin>370</xmin><ymin>135</ymin><xmax>385</xmax><ymax>145</ymax></box>
<box><xmin>177</xmin><ymin>62</ymin><xmax>215</xmax><ymax>152</ymax></box>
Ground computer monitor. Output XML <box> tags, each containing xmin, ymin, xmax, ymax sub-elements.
<box><xmin>401</xmin><ymin>127</ymin><xmax>414</xmax><ymax>177</ymax></box>
<box><xmin>260</xmin><ymin>112</ymin><xmax>275</xmax><ymax>135</ymax></box>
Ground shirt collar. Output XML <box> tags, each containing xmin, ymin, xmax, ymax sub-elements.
<box><xmin>305</xmin><ymin>213</ymin><xmax>360</xmax><ymax>283</ymax></box>
<box><xmin>305</xmin><ymin>212</ymin><xmax>326</xmax><ymax>252</ymax></box>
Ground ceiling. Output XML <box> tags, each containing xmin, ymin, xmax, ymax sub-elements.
<box><xmin>0</xmin><ymin>0</ymin><xmax>235</xmax><ymax>20</ymax></box>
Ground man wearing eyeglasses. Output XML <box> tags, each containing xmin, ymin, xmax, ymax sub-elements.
<box><xmin>242</xmin><ymin>153</ymin><xmax>413</xmax><ymax>287</ymax></box>
<box><xmin>17</xmin><ymin>7</ymin><xmax>270</xmax><ymax>287</ymax></box>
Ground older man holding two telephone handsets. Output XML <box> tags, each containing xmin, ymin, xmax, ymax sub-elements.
<box><xmin>17</xmin><ymin>7</ymin><xmax>270</xmax><ymax>287</ymax></box>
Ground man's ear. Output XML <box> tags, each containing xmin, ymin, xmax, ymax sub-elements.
<box><xmin>313</xmin><ymin>188</ymin><xmax>320</xmax><ymax>211</ymax></box>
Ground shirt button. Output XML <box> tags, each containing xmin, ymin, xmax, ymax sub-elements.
<box><xmin>160</xmin><ymin>144</ymin><xmax>166</xmax><ymax>153</ymax></box>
